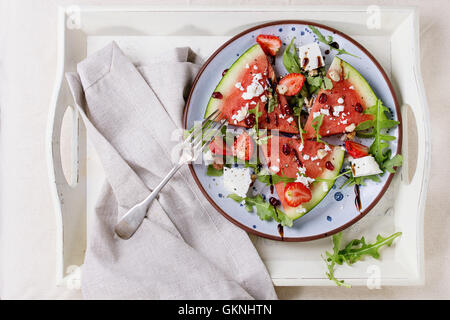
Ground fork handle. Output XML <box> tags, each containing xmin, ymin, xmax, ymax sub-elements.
<box><xmin>114</xmin><ymin>163</ymin><xmax>182</xmax><ymax>239</ymax></box>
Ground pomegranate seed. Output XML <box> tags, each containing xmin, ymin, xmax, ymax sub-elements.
<box><xmin>355</xmin><ymin>103</ymin><xmax>363</xmax><ymax>113</ymax></box>
<box><xmin>282</xmin><ymin>143</ymin><xmax>291</xmax><ymax>155</ymax></box>
<box><xmin>244</xmin><ymin>113</ymin><xmax>256</xmax><ymax>127</ymax></box>
<box><xmin>222</xmin><ymin>69</ymin><xmax>228</xmax><ymax>76</ymax></box>
<box><xmin>212</xmin><ymin>92</ymin><xmax>223</xmax><ymax>99</ymax></box>
<box><xmin>318</xmin><ymin>93</ymin><xmax>327</xmax><ymax>104</ymax></box>
<box><xmin>269</xmin><ymin>197</ymin><xmax>281</xmax><ymax>207</ymax></box>
<box><xmin>325</xmin><ymin>161</ymin><xmax>334</xmax><ymax>171</ymax></box>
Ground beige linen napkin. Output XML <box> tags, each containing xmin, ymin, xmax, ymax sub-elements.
<box><xmin>65</xmin><ymin>42</ymin><xmax>277</xmax><ymax>300</ymax></box>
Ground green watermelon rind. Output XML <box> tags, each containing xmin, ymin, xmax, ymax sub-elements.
<box><xmin>284</xmin><ymin>147</ymin><xmax>345</xmax><ymax>220</ymax></box>
<box><xmin>204</xmin><ymin>44</ymin><xmax>264</xmax><ymax>118</ymax></box>
<box><xmin>331</xmin><ymin>57</ymin><xmax>378</xmax><ymax>110</ymax></box>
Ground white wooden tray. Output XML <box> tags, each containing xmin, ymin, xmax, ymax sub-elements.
<box><xmin>47</xmin><ymin>5</ymin><xmax>430</xmax><ymax>287</ymax></box>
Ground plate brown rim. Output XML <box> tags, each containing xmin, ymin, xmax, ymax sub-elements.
<box><xmin>182</xmin><ymin>20</ymin><xmax>402</xmax><ymax>242</ymax></box>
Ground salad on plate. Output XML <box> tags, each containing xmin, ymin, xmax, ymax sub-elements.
<box><xmin>189</xmin><ymin>27</ymin><xmax>403</xmax><ymax>235</ymax></box>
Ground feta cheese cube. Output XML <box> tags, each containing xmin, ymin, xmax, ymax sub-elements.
<box><xmin>295</xmin><ymin>172</ymin><xmax>315</xmax><ymax>186</ymax></box>
<box><xmin>351</xmin><ymin>156</ymin><xmax>383</xmax><ymax>177</ymax></box>
<box><xmin>345</xmin><ymin>123</ymin><xmax>356</xmax><ymax>132</ymax></box>
<box><xmin>231</xmin><ymin>104</ymin><xmax>249</xmax><ymax>122</ymax></box>
<box><xmin>235</xmin><ymin>82</ymin><xmax>244</xmax><ymax>91</ymax></box>
<box><xmin>298</xmin><ymin>42</ymin><xmax>325</xmax><ymax>71</ymax></box>
<box><xmin>270</xmin><ymin>165</ymin><xmax>280</xmax><ymax>173</ymax></box>
<box><xmin>297</xmin><ymin>166</ymin><xmax>306</xmax><ymax>175</ymax></box>
<box><xmin>332</xmin><ymin>105</ymin><xmax>345</xmax><ymax>117</ymax></box>
<box><xmin>242</xmin><ymin>73</ymin><xmax>264</xmax><ymax>100</ymax></box>
<box><xmin>223</xmin><ymin>167</ymin><xmax>252</xmax><ymax>198</ymax></box>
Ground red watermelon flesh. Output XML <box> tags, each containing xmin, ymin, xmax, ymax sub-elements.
<box><xmin>204</xmin><ymin>44</ymin><xmax>298</xmax><ymax>134</ymax></box>
<box><xmin>261</xmin><ymin>135</ymin><xmax>345</xmax><ymax>219</ymax></box>
<box><xmin>304</xmin><ymin>82</ymin><xmax>373</xmax><ymax>139</ymax></box>
<box><xmin>304</xmin><ymin>57</ymin><xmax>376</xmax><ymax>139</ymax></box>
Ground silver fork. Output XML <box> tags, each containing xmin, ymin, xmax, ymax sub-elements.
<box><xmin>114</xmin><ymin>110</ymin><xmax>226</xmax><ymax>239</ymax></box>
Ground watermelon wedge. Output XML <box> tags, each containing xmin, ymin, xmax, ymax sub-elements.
<box><xmin>261</xmin><ymin>136</ymin><xmax>345</xmax><ymax>220</ymax></box>
<box><xmin>204</xmin><ymin>44</ymin><xmax>299</xmax><ymax>134</ymax></box>
<box><xmin>304</xmin><ymin>57</ymin><xmax>377</xmax><ymax>139</ymax></box>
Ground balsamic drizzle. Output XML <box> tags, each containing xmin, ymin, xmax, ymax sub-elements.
<box><xmin>354</xmin><ymin>184</ymin><xmax>362</xmax><ymax>212</ymax></box>
<box><xmin>277</xmin><ymin>224</ymin><xmax>284</xmax><ymax>239</ymax></box>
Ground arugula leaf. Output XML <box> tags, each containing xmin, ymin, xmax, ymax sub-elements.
<box><xmin>306</xmin><ymin>76</ymin><xmax>322</xmax><ymax>95</ymax></box>
<box><xmin>337</xmin><ymin>232</ymin><xmax>402</xmax><ymax>265</ymax></box>
<box><xmin>309</xmin><ymin>24</ymin><xmax>328</xmax><ymax>45</ymax></box>
<box><xmin>243</xmin><ymin>161</ymin><xmax>260</xmax><ymax>171</ymax></box>
<box><xmin>323</xmin><ymin>231</ymin><xmax>402</xmax><ymax>287</ymax></box>
<box><xmin>382</xmin><ymin>154</ymin><xmax>403</xmax><ymax>173</ymax></box>
<box><xmin>283</xmin><ymin>37</ymin><xmax>302</xmax><ymax>73</ymax></box>
<box><xmin>359</xmin><ymin>99</ymin><xmax>400</xmax><ymax>165</ymax></box>
<box><xmin>277</xmin><ymin>211</ymin><xmax>294</xmax><ymax>228</ymax></box>
<box><xmin>297</xmin><ymin>117</ymin><xmax>306</xmax><ymax>145</ymax></box>
<box><xmin>340</xmin><ymin>170</ymin><xmax>381</xmax><ymax>188</ymax></box>
<box><xmin>257</xmin><ymin>174</ymin><xmax>296</xmax><ymax>186</ymax></box>
<box><xmin>341</xmin><ymin>99</ymin><xmax>402</xmax><ymax>186</ymax></box>
<box><xmin>206</xmin><ymin>164</ymin><xmax>224</xmax><ymax>176</ymax></box>
<box><xmin>267</xmin><ymin>91</ymin><xmax>278</xmax><ymax>114</ymax></box>
<box><xmin>306</xmin><ymin>70</ymin><xmax>333</xmax><ymax>95</ymax></box>
<box><xmin>256</xmin><ymin>135</ymin><xmax>272</xmax><ymax>146</ymax></box>
<box><xmin>307</xmin><ymin>75</ymin><xmax>322</xmax><ymax>87</ymax></box>
<box><xmin>323</xmin><ymin>233</ymin><xmax>351</xmax><ymax>288</ymax></box>
<box><xmin>315</xmin><ymin>169</ymin><xmax>351</xmax><ymax>183</ymax></box>
<box><xmin>248</xmin><ymin>103</ymin><xmax>262</xmax><ymax>134</ymax></box>
<box><xmin>228</xmin><ymin>193</ymin><xmax>293</xmax><ymax>227</ymax></box>
<box><xmin>309</xmin><ymin>25</ymin><xmax>360</xmax><ymax>58</ymax></box>
<box><xmin>311</xmin><ymin>114</ymin><xmax>325</xmax><ymax>143</ymax></box>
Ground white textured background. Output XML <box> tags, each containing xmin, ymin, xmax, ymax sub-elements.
<box><xmin>0</xmin><ymin>0</ymin><xmax>449</xmax><ymax>299</ymax></box>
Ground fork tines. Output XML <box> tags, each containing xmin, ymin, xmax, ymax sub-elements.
<box><xmin>185</xmin><ymin>110</ymin><xmax>227</xmax><ymax>154</ymax></box>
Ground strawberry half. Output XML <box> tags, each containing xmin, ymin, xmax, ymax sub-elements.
<box><xmin>345</xmin><ymin>141</ymin><xmax>369</xmax><ymax>159</ymax></box>
<box><xmin>256</xmin><ymin>34</ymin><xmax>282</xmax><ymax>56</ymax></box>
<box><xmin>276</xmin><ymin>73</ymin><xmax>305</xmax><ymax>96</ymax></box>
<box><xmin>284</xmin><ymin>182</ymin><xmax>312</xmax><ymax>207</ymax></box>
<box><xmin>232</xmin><ymin>132</ymin><xmax>254</xmax><ymax>161</ymax></box>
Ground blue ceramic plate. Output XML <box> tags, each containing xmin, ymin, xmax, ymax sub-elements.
<box><xmin>183</xmin><ymin>21</ymin><xmax>401</xmax><ymax>241</ymax></box>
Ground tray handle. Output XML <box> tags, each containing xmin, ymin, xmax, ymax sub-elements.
<box><xmin>46</xmin><ymin>9</ymin><xmax>87</xmax><ymax>285</ymax></box>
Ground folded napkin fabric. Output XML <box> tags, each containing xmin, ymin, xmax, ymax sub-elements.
<box><xmin>66</xmin><ymin>42</ymin><xmax>277</xmax><ymax>300</ymax></box>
